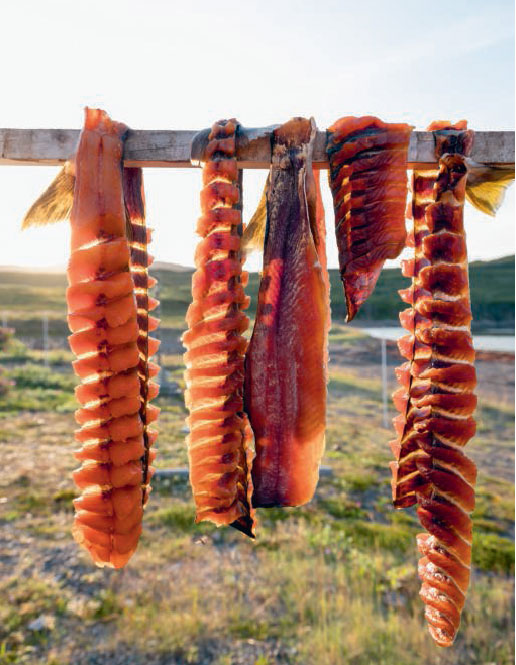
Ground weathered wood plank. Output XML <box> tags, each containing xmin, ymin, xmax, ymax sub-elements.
<box><xmin>0</xmin><ymin>127</ymin><xmax>513</xmax><ymax>168</ymax></box>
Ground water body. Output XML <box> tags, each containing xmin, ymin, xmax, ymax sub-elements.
<box><xmin>359</xmin><ymin>327</ymin><xmax>515</xmax><ymax>353</ymax></box>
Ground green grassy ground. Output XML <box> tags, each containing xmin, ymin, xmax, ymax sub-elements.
<box><xmin>0</xmin><ymin>323</ymin><xmax>513</xmax><ymax>665</ymax></box>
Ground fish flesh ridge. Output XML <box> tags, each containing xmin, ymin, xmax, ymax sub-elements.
<box><xmin>182</xmin><ymin>119</ymin><xmax>255</xmax><ymax>537</ymax></box>
<box><xmin>326</xmin><ymin>116</ymin><xmax>412</xmax><ymax>321</ymax></box>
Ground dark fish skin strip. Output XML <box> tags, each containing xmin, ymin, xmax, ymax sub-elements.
<box><xmin>244</xmin><ymin>117</ymin><xmax>330</xmax><ymax>508</ymax></box>
<box><xmin>123</xmin><ymin>167</ymin><xmax>161</xmax><ymax>506</ymax></box>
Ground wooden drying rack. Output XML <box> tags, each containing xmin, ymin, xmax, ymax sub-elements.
<box><xmin>0</xmin><ymin>127</ymin><xmax>514</xmax><ymax>170</ymax></box>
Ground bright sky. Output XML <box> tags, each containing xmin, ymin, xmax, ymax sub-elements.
<box><xmin>1</xmin><ymin>0</ymin><xmax>514</xmax><ymax>271</ymax></box>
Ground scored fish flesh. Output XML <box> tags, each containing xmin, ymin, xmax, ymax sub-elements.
<box><xmin>68</xmin><ymin>108</ymin><xmax>160</xmax><ymax>568</ymax></box>
<box><xmin>182</xmin><ymin>119</ymin><xmax>255</xmax><ymax>537</ymax></box>
<box><xmin>389</xmin><ymin>120</ymin><xmax>477</xmax><ymax>647</ymax></box>
<box><xmin>326</xmin><ymin>116</ymin><xmax>412</xmax><ymax>321</ymax></box>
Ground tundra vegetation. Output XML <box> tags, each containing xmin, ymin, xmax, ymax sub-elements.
<box><xmin>0</xmin><ymin>264</ymin><xmax>513</xmax><ymax>665</ymax></box>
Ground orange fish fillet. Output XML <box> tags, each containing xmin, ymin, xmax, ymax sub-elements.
<box><xmin>67</xmin><ymin>108</ymin><xmax>160</xmax><ymax>568</ymax></box>
<box><xmin>244</xmin><ymin>117</ymin><xmax>330</xmax><ymax>508</ymax></box>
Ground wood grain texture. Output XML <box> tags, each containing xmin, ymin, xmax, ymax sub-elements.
<box><xmin>0</xmin><ymin>128</ymin><xmax>514</xmax><ymax>168</ymax></box>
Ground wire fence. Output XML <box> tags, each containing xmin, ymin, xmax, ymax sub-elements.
<box><xmin>1</xmin><ymin>310</ymin><xmax>513</xmax><ymax>416</ymax></box>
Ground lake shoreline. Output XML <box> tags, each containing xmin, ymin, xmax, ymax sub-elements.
<box><xmin>350</xmin><ymin>321</ymin><xmax>515</xmax><ymax>335</ymax></box>
<box><xmin>353</xmin><ymin>325</ymin><xmax>515</xmax><ymax>353</ymax></box>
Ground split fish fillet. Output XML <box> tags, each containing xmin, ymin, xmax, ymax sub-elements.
<box><xmin>389</xmin><ymin>120</ymin><xmax>477</xmax><ymax>647</ymax></box>
<box><xmin>244</xmin><ymin>117</ymin><xmax>330</xmax><ymax>508</ymax></box>
<box><xmin>66</xmin><ymin>108</ymin><xmax>160</xmax><ymax>568</ymax></box>
<box><xmin>182</xmin><ymin>119</ymin><xmax>255</xmax><ymax>537</ymax></box>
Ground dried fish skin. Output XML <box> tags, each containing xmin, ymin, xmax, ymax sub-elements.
<box><xmin>123</xmin><ymin>166</ymin><xmax>160</xmax><ymax>508</ymax></box>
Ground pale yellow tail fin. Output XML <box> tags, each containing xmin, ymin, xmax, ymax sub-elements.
<box><xmin>22</xmin><ymin>164</ymin><xmax>75</xmax><ymax>229</ymax></box>
<box><xmin>242</xmin><ymin>174</ymin><xmax>269</xmax><ymax>255</ymax></box>
<box><xmin>465</xmin><ymin>159</ymin><xmax>515</xmax><ymax>217</ymax></box>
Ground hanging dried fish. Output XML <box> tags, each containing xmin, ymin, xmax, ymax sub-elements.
<box><xmin>244</xmin><ymin>118</ymin><xmax>330</xmax><ymax>508</ymax></box>
<box><xmin>390</xmin><ymin>121</ymin><xmax>477</xmax><ymax>646</ymax></box>
<box><xmin>67</xmin><ymin>108</ymin><xmax>160</xmax><ymax>568</ymax></box>
<box><xmin>326</xmin><ymin>116</ymin><xmax>412</xmax><ymax>321</ymax></box>
<box><xmin>182</xmin><ymin>119</ymin><xmax>255</xmax><ymax>537</ymax></box>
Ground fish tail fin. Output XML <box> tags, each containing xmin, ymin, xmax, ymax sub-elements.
<box><xmin>243</xmin><ymin>174</ymin><xmax>269</xmax><ymax>254</ymax></box>
<box><xmin>21</xmin><ymin>164</ymin><xmax>75</xmax><ymax>229</ymax></box>
<box><xmin>466</xmin><ymin>160</ymin><xmax>515</xmax><ymax>217</ymax></box>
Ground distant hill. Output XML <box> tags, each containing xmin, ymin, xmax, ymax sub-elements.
<box><xmin>151</xmin><ymin>255</ymin><xmax>514</xmax><ymax>331</ymax></box>
<box><xmin>0</xmin><ymin>255</ymin><xmax>513</xmax><ymax>333</ymax></box>
<box><xmin>341</xmin><ymin>255</ymin><xmax>515</xmax><ymax>329</ymax></box>
<box><xmin>0</xmin><ymin>260</ymin><xmax>191</xmax><ymax>274</ymax></box>
<box><xmin>0</xmin><ymin>264</ymin><xmax>66</xmax><ymax>274</ymax></box>
<box><xmin>152</xmin><ymin>261</ymin><xmax>193</xmax><ymax>273</ymax></box>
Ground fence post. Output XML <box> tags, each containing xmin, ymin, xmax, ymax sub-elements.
<box><xmin>381</xmin><ymin>338</ymin><xmax>388</xmax><ymax>428</ymax></box>
<box><xmin>153</xmin><ymin>282</ymin><xmax>167</xmax><ymax>390</ymax></box>
<box><xmin>42</xmin><ymin>314</ymin><xmax>49</xmax><ymax>367</ymax></box>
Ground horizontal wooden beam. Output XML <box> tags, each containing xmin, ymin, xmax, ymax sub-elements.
<box><xmin>0</xmin><ymin>127</ymin><xmax>513</xmax><ymax>169</ymax></box>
